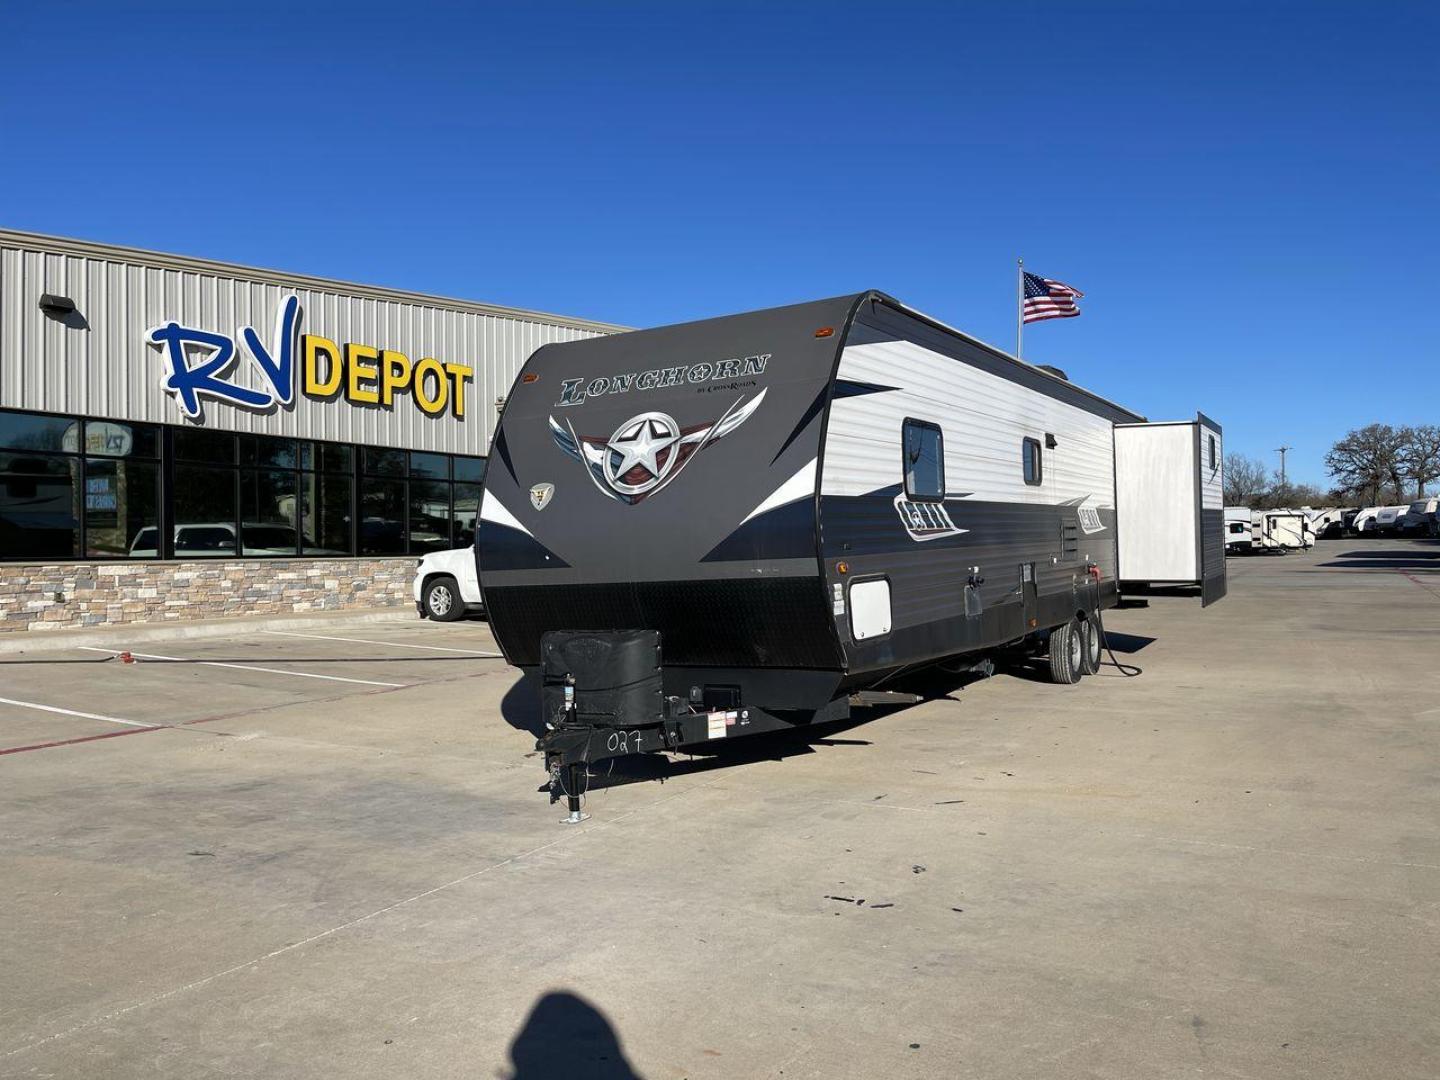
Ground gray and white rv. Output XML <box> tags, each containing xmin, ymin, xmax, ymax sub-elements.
<box><xmin>1400</xmin><ymin>498</ymin><xmax>1439</xmax><ymax>535</ymax></box>
<box><xmin>1224</xmin><ymin>506</ymin><xmax>1254</xmax><ymax>554</ymax></box>
<box><xmin>1308</xmin><ymin>506</ymin><xmax>1357</xmax><ymax>539</ymax></box>
<box><xmin>476</xmin><ymin>293</ymin><xmax>1224</xmax><ymax>810</ymax></box>
<box><xmin>1354</xmin><ymin>505</ymin><xmax>1408</xmax><ymax>535</ymax></box>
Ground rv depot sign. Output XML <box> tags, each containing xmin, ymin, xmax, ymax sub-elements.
<box><xmin>146</xmin><ymin>295</ymin><xmax>474</xmax><ymax>422</ymax></box>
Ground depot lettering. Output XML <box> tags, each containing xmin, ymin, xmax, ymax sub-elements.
<box><xmin>301</xmin><ymin>337</ymin><xmax>471</xmax><ymax>418</ymax></box>
<box><xmin>147</xmin><ymin>294</ymin><xmax>473</xmax><ymax>422</ymax></box>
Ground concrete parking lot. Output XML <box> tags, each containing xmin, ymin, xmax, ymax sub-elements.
<box><xmin>2</xmin><ymin>537</ymin><xmax>1437</xmax><ymax>1079</ymax></box>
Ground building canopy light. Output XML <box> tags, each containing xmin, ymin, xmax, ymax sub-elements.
<box><xmin>39</xmin><ymin>293</ymin><xmax>77</xmax><ymax>316</ymax></box>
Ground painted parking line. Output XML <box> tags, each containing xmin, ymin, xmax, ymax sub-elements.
<box><xmin>76</xmin><ymin>648</ymin><xmax>405</xmax><ymax>688</ymax></box>
<box><xmin>261</xmin><ymin>630</ymin><xmax>504</xmax><ymax>656</ymax></box>
<box><xmin>0</xmin><ymin>696</ymin><xmax>156</xmax><ymax>728</ymax></box>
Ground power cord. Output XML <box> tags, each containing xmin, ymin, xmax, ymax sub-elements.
<box><xmin>1094</xmin><ymin>608</ymin><xmax>1142</xmax><ymax>677</ymax></box>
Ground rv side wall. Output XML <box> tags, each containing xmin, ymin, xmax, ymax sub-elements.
<box><xmin>1115</xmin><ymin>424</ymin><xmax>1199</xmax><ymax>581</ymax></box>
<box><xmin>819</xmin><ymin>308</ymin><xmax>1125</xmax><ymax>675</ymax></box>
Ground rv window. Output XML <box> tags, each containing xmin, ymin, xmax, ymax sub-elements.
<box><xmin>902</xmin><ymin>419</ymin><xmax>944</xmax><ymax>501</ymax></box>
<box><xmin>1208</xmin><ymin>434</ymin><xmax>1217</xmax><ymax>471</ymax></box>
<box><xmin>1022</xmin><ymin>437</ymin><xmax>1043</xmax><ymax>486</ymax></box>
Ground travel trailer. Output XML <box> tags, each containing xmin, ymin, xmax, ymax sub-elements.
<box><xmin>1400</xmin><ymin>498</ymin><xmax>1439</xmax><ymax>536</ymax></box>
<box><xmin>1307</xmin><ymin>506</ymin><xmax>1357</xmax><ymax>539</ymax></box>
<box><xmin>477</xmin><ymin>292</ymin><xmax>1225</xmax><ymax>813</ymax></box>
<box><xmin>1253</xmin><ymin>510</ymin><xmax>1313</xmax><ymax>552</ymax></box>
<box><xmin>1354</xmin><ymin>505</ymin><xmax>1408</xmax><ymax>535</ymax></box>
<box><xmin>1224</xmin><ymin>506</ymin><xmax>1254</xmax><ymax>554</ymax></box>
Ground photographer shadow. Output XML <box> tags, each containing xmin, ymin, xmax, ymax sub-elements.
<box><xmin>504</xmin><ymin>991</ymin><xmax>642</xmax><ymax>1079</ymax></box>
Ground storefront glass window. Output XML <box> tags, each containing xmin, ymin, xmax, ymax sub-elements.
<box><xmin>0</xmin><ymin>411</ymin><xmax>75</xmax><ymax>454</ymax></box>
<box><xmin>175</xmin><ymin>428</ymin><xmax>237</xmax><ymax>464</ymax></box>
<box><xmin>301</xmin><ymin>472</ymin><xmax>353</xmax><ymax>555</ymax></box>
<box><xmin>408</xmin><ymin>479</ymin><xmax>451</xmax><ymax>552</ymax></box>
<box><xmin>84</xmin><ymin>458</ymin><xmax>159</xmax><ymax>558</ymax></box>
<box><xmin>174</xmin><ymin>465</ymin><xmax>237</xmax><ymax>556</ymax></box>
<box><xmin>409</xmin><ymin>451</ymin><xmax>449</xmax><ymax>480</ymax></box>
<box><xmin>453</xmin><ymin>456</ymin><xmax>486</xmax><ymax>484</ymax></box>
<box><xmin>0</xmin><ymin>451</ymin><xmax>80</xmax><ymax>557</ymax></box>
<box><xmin>362</xmin><ymin>448</ymin><xmax>406</xmax><ymax>476</ymax></box>
<box><xmin>359</xmin><ymin>478</ymin><xmax>406</xmax><ymax>554</ymax></box>
<box><xmin>84</xmin><ymin>420</ymin><xmax>159</xmax><ymax>459</ymax></box>
<box><xmin>452</xmin><ymin>482</ymin><xmax>482</xmax><ymax>547</ymax></box>
<box><xmin>1</xmin><ymin>408</ymin><xmax>487</xmax><ymax>562</ymax></box>
<box><xmin>240</xmin><ymin>435</ymin><xmax>299</xmax><ymax>469</ymax></box>
<box><xmin>315</xmin><ymin>443</ymin><xmax>353</xmax><ymax>474</ymax></box>
<box><xmin>240</xmin><ymin>470</ymin><xmax>299</xmax><ymax>555</ymax></box>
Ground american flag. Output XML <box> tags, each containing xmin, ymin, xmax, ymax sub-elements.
<box><xmin>1022</xmin><ymin>272</ymin><xmax>1084</xmax><ymax>324</ymax></box>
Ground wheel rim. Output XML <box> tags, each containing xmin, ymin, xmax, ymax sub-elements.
<box><xmin>1089</xmin><ymin>623</ymin><xmax>1102</xmax><ymax>665</ymax></box>
<box><xmin>430</xmin><ymin>586</ymin><xmax>453</xmax><ymax>615</ymax></box>
<box><xmin>1069</xmin><ymin>628</ymin><xmax>1082</xmax><ymax>673</ymax></box>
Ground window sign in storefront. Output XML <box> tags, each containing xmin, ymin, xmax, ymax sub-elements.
<box><xmin>146</xmin><ymin>296</ymin><xmax>475</xmax><ymax>423</ymax></box>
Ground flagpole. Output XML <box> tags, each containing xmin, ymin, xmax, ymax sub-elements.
<box><xmin>1016</xmin><ymin>257</ymin><xmax>1024</xmax><ymax>359</ymax></box>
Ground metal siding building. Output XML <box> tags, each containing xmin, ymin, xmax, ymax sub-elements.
<box><xmin>0</xmin><ymin>230</ymin><xmax>622</xmax><ymax>632</ymax></box>
<box><xmin>0</xmin><ymin>229</ymin><xmax>620</xmax><ymax>453</ymax></box>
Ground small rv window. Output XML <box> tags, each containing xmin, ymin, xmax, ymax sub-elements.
<box><xmin>1022</xmin><ymin>437</ymin><xmax>1043</xmax><ymax>486</ymax></box>
<box><xmin>1208</xmin><ymin>434</ymin><xmax>1217</xmax><ymax>471</ymax></box>
<box><xmin>902</xmin><ymin>419</ymin><xmax>944</xmax><ymax>501</ymax></box>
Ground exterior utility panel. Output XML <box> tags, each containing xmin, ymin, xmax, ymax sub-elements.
<box><xmin>481</xmin><ymin>292</ymin><xmax>1155</xmax><ymax>718</ymax></box>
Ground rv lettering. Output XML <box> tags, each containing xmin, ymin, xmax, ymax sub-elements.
<box><xmin>553</xmin><ymin>354</ymin><xmax>770</xmax><ymax>406</ymax></box>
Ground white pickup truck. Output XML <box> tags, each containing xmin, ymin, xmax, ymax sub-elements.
<box><xmin>413</xmin><ymin>545</ymin><xmax>484</xmax><ymax>621</ymax></box>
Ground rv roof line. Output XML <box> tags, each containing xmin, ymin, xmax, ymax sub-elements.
<box><xmin>0</xmin><ymin>227</ymin><xmax>629</xmax><ymax>335</ymax></box>
<box><xmin>856</xmin><ymin>291</ymin><xmax>1146</xmax><ymax>424</ymax></box>
<box><xmin>1194</xmin><ymin>411</ymin><xmax>1223</xmax><ymax>435</ymax></box>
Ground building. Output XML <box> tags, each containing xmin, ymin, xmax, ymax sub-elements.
<box><xmin>0</xmin><ymin>229</ymin><xmax>621</xmax><ymax>632</ymax></box>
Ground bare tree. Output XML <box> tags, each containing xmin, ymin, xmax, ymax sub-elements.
<box><xmin>1325</xmin><ymin>424</ymin><xmax>1403</xmax><ymax>504</ymax></box>
<box><xmin>1223</xmin><ymin>453</ymin><xmax>1268</xmax><ymax>505</ymax></box>
<box><xmin>1399</xmin><ymin>424</ymin><xmax>1440</xmax><ymax>497</ymax></box>
<box><xmin>1258</xmin><ymin>473</ymin><xmax>1327</xmax><ymax>510</ymax></box>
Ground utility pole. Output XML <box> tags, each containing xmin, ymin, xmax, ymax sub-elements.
<box><xmin>1275</xmin><ymin>445</ymin><xmax>1293</xmax><ymax>488</ymax></box>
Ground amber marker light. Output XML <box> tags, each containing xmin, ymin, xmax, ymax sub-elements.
<box><xmin>814</xmin><ymin>327</ymin><xmax>834</xmax><ymax>338</ymax></box>
<box><xmin>836</xmin><ymin>561</ymin><xmax>850</xmax><ymax>575</ymax></box>
<box><xmin>521</xmin><ymin>373</ymin><xmax>540</xmax><ymax>383</ymax></box>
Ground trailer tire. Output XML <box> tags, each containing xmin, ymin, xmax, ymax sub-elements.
<box><xmin>1080</xmin><ymin>615</ymin><xmax>1103</xmax><ymax>676</ymax></box>
<box><xmin>1047</xmin><ymin>619</ymin><xmax>1084</xmax><ymax>684</ymax></box>
<box><xmin>422</xmin><ymin>575</ymin><xmax>465</xmax><ymax>622</ymax></box>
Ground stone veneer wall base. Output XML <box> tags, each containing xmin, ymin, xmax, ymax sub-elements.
<box><xmin>0</xmin><ymin>558</ymin><xmax>416</xmax><ymax>633</ymax></box>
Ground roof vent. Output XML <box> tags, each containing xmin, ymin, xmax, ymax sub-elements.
<box><xmin>1035</xmin><ymin>364</ymin><xmax>1068</xmax><ymax>381</ymax></box>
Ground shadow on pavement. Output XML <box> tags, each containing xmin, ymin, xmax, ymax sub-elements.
<box><xmin>504</xmin><ymin>991</ymin><xmax>642</xmax><ymax>1079</ymax></box>
<box><xmin>1319</xmin><ymin>543</ymin><xmax>1440</xmax><ymax>572</ymax></box>
<box><xmin>501</xmin><ymin>671</ymin><xmax>546</xmax><ymax>738</ymax></box>
<box><xmin>1094</xmin><ymin>631</ymin><xmax>1155</xmax><ymax>654</ymax></box>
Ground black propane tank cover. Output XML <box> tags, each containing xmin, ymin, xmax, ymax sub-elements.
<box><xmin>540</xmin><ymin>630</ymin><xmax>663</xmax><ymax>729</ymax></box>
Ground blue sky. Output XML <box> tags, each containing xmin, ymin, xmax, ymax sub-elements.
<box><xmin>2</xmin><ymin>1</ymin><xmax>1435</xmax><ymax>486</ymax></box>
